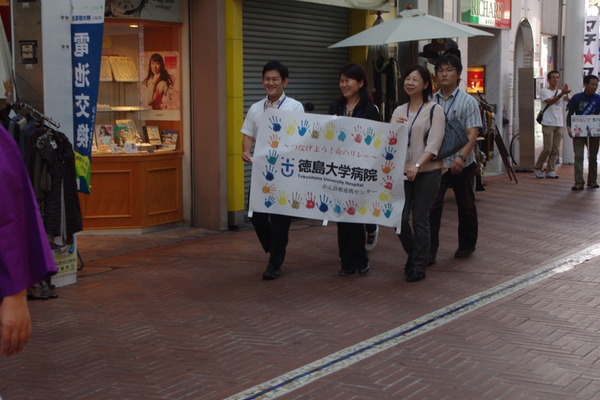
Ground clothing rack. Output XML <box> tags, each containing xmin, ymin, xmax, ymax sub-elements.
<box><xmin>12</xmin><ymin>102</ymin><xmax>61</xmax><ymax>129</ymax></box>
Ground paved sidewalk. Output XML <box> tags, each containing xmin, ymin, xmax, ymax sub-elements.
<box><xmin>3</xmin><ymin>166</ymin><xmax>600</xmax><ymax>400</ymax></box>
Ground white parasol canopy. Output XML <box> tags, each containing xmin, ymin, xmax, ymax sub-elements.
<box><xmin>329</xmin><ymin>8</ymin><xmax>494</xmax><ymax>48</ymax></box>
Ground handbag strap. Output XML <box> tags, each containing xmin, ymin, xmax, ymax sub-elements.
<box><xmin>423</xmin><ymin>104</ymin><xmax>437</xmax><ymax>145</ymax></box>
<box><xmin>541</xmin><ymin>89</ymin><xmax>559</xmax><ymax>113</ymax></box>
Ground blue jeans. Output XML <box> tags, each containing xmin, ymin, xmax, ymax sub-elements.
<box><xmin>399</xmin><ymin>169</ymin><xmax>441</xmax><ymax>274</ymax></box>
<box><xmin>429</xmin><ymin>162</ymin><xmax>478</xmax><ymax>256</ymax></box>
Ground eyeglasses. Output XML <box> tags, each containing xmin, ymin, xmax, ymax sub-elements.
<box><xmin>437</xmin><ymin>68</ymin><xmax>457</xmax><ymax>75</ymax></box>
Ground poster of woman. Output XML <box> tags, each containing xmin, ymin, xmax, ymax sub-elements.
<box><xmin>141</xmin><ymin>51</ymin><xmax>180</xmax><ymax>111</ymax></box>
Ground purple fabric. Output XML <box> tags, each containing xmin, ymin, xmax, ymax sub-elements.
<box><xmin>0</xmin><ymin>124</ymin><xmax>57</xmax><ymax>298</ymax></box>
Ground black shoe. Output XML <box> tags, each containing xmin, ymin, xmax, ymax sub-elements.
<box><xmin>588</xmin><ymin>183</ymin><xmax>600</xmax><ymax>189</ymax></box>
<box><xmin>427</xmin><ymin>254</ymin><xmax>437</xmax><ymax>266</ymax></box>
<box><xmin>406</xmin><ymin>270</ymin><xmax>426</xmax><ymax>282</ymax></box>
<box><xmin>262</xmin><ymin>265</ymin><xmax>281</xmax><ymax>280</ymax></box>
<box><xmin>338</xmin><ymin>268</ymin><xmax>356</xmax><ymax>276</ymax></box>
<box><xmin>404</xmin><ymin>258</ymin><xmax>412</xmax><ymax>276</ymax></box>
<box><xmin>358</xmin><ymin>264</ymin><xmax>370</xmax><ymax>276</ymax></box>
<box><xmin>454</xmin><ymin>248</ymin><xmax>475</xmax><ymax>258</ymax></box>
<box><xmin>572</xmin><ymin>184</ymin><xmax>584</xmax><ymax>191</ymax></box>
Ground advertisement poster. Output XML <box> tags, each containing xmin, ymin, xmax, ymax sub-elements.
<box><xmin>466</xmin><ymin>66</ymin><xmax>485</xmax><ymax>94</ymax></box>
<box><xmin>140</xmin><ymin>51</ymin><xmax>180</xmax><ymax>120</ymax></box>
<box><xmin>104</xmin><ymin>0</ymin><xmax>181</xmax><ymax>23</ymax></box>
<box><xmin>571</xmin><ymin>115</ymin><xmax>600</xmax><ymax>137</ymax></box>
<box><xmin>249</xmin><ymin>109</ymin><xmax>407</xmax><ymax>228</ymax></box>
<box><xmin>72</xmin><ymin>0</ymin><xmax>105</xmax><ymax>194</ymax></box>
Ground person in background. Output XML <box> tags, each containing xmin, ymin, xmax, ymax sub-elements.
<box><xmin>143</xmin><ymin>53</ymin><xmax>174</xmax><ymax>110</ymax></box>
<box><xmin>241</xmin><ymin>60</ymin><xmax>304</xmax><ymax>280</ymax></box>
<box><xmin>392</xmin><ymin>65</ymin><xmax>445</xmax><ymax>282</ymax></box>
<box><xmin>534</xmin><ymin>70</ymin><xmax>570</xmax><ymax>179</ymax></box>
<box><xmin>0</xmin><ymin>124</ymin><xmax>57</xmax><ymax>358</ymax></box>
<box><xmin>429</xmin><ymin>54</ymin><xmax>482</xmax><ymax>264</ymax></box>
<box><xmin>566</xmin><ymin>74</ymin><xmax>600</xmax><ymax>190</ymax></box>
<box><xmin>328</xmin><ymin>63</ymin><xmax>380</xmax><ymax>276</ymax></box>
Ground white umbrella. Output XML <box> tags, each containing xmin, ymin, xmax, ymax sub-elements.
<box><xmin>329</xmin><ymin>8</ymin><xmax>494</xmax><ymax>48</ymax></box>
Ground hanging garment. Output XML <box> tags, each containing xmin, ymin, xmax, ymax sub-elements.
<box><xmin>35</xmin><ymin>130</ymin><xmax>83</xmax><ymax>243</ymax></box>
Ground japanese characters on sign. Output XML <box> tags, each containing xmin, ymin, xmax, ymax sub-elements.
<box><xmin>584</xmin><ymin>14</ymin><xmax>600</xmax><ymax>77</ymax></box>
<box><xmin>249</xmin><ymin>109</ymin><xmax>408</xmax><ymax>228</ymax></box>
<box><xmin>71</xmin><ymin>0</ymin><xmax>105</xmax><ymax>194</ymax></box>
<box><xmin>571</xmin><ymin>115</ymin><xmax>600</xmax><ymax>137</ymax></box>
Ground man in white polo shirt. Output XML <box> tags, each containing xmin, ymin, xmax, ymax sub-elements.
<box><xmin>534</xmin><ymin>70</ymin><xmax>570</xmax><ymax>179</ymax></box>
<box><xmin>241</xmin><ymin>60</ymin><xmax>304</xmax><ymax>280</ymax></box>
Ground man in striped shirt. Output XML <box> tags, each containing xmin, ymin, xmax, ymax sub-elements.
<box><xmin>429</xmin><ymin>54</ymin><xmax>482</xmax><ymax>264</ymax></box>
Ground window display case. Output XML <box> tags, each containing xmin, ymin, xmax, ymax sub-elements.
<box><xmin>79</xmin><ymin>20</ymin><xmax>183</xmax><ymax>230</ymax></box>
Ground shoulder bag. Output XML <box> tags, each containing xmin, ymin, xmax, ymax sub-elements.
<box><xmin>430</xmin><ymin>94</ymin><xmax>469</xmax><ymax>161</ymax></box>
<box><xmin>536</xmin><ymin>89</ymin><xmax>558</xmax><ymax>124</ymax></box>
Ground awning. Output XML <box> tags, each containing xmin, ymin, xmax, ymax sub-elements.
<box><xmin>293</xmin><ymin>0</ymin><xmax>390</xmax><ymax>11</ymax></box>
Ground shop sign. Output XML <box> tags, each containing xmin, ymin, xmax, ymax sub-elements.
<box><xmin>249</xmin><ymin>109</ymin><xmax>407</xmax><ymax>228</ymax></box>
<box><xmin>583</xmin><ymin>14</ymin><xmax>600</xmax><ymax>76</ymax></box>
<box><xmin>460</xmin><ymin>0</ymin><xmax>511</xmax><ymax>29</ymax></box>
<box><xmin>71</xmin><ymin>0</ymin><xmax>105</xmax><ymax>194</ymax></box>
<box><xmin>105</xmin><ymin>0</ymin><xmax>181</xmax><ymax>23</ymax></box>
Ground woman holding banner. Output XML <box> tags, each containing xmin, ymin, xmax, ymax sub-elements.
<box><xmin>328</xmin><ymin>63</ymin><xmax>380</xmax><ymax>277</ymax></box>
<box><xmin>391</xmin><ymin>65</ymin><xmax>445</xmax><ymax>282</ymax></box>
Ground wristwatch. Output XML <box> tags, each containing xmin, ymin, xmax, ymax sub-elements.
<box><xmin>458</xmin><ymin>154</ymin><xmax>467</xmax><ymax>162</ymax></box>
<box><xmin>414</xmin><ymin>163</ymin><xmax>421</xmax><ymax>169</ymax></box>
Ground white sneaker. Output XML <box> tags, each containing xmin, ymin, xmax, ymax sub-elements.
<box><xmin>534</xmin><ymin>169</ymin><xmax>544</xmax><ymax>179</ymax></box>
<box><xmin>365</xmin><ymin>226</ymin><xmax>379</xmax><ymax>251</ymax></box>
<box><xmin>546</xmin><ymin>171</ymin><xmax>559</xmax><ymax>179</ymax></box>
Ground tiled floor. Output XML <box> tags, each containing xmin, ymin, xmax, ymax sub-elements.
<box><xmin>3</xmin><ymin>165</ymin><xmax>600</xmax><ymax>400</ymax></box>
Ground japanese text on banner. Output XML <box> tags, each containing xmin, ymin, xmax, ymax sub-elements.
<box><xmin>571</xmin><ymin>115</ymin><xmax>600</xmax><ymax>137</ymax></box>
<box><xmin>584</xmin><ymin>14</ymin><xmax>599</xmax><ymax>77</ymax></box>
<box><xmin>249</xmin><ymin>109</ymin><xmax>408</xmax><ymax>228</ymax></box>
<box><xmin>72</xmin><ymin>0</ymin><xmax>105</xmax><ymax>194</ymax></box>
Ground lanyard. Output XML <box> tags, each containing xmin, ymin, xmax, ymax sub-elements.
<box><xmin>264</xmin><ymin>96</ymin><xmax>286</xmax><ymax>111</ymax></box>
<box><xmin>406</xmin><ymin>102</ymin><xmax>425</xmax><ymax>146</ymax></box>
<box><xmin>436</xmin><ymin>90</ymin><xmax>458</xmax><ymax>117</ymax></box>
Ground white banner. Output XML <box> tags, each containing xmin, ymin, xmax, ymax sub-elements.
<box><xmin>584</xmin><ymin>15</ymin><xmax>599</xmax><ymax>76</ymax></box>
<box><xmin>571</xmin><ymin>115</ymin><xmax>600</xmax><ymax>137</ymax></box>
<box><xmin>249</xmin><ymin>109</ymin><xmax>407</xmax><ymax>228</ymax></box>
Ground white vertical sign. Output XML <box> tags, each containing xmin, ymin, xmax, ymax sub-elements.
<box><xmin>584</xmin><ymin>14</ymin><xmax>600</xmax><ymax>76</ymax></box>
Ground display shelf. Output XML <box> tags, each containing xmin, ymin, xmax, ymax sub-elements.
<box><xmin>82</xmin><ymin>19</ymin><xmax>183</xmax><ymax>229</ymax></box>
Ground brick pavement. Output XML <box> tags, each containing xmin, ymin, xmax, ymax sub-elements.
<box><xmin>2</xmin><ymin>165</ymin><xmax>600</xmax><ymax>399</ymax></box>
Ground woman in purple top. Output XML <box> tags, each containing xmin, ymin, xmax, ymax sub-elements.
<box><xmin>0</xmin><ymin>124</ymin><xmax>56</xmax><ymax>357</ymax></box>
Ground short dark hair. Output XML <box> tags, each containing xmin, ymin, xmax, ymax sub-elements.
<box><xmin>338</xmin><ymin>63</ymin><xmax>371</xmax><ymax>106</ymax></box>
<box><xmin>584</xmin><ymin>74</ymin><xmax>599</xmax><ymax>85</ymax></box>
<box><xmin>434</xmin><ymin>54</ymin><xmax>463</xmax><ymax>75</ymax></box>
<box><xmin>403</xmin><ymin>65</ymin><xmax>433</xmax><ymax>103</ymax></box>
<box><xmin>547</xmin><ymin>70</ymin><xmax>559</xmax><ymax>80</ymax></box>
<box><xmin>262</xmin><ymin>60</ymin><xmax>289</xmax><ymax>80</ymax></box>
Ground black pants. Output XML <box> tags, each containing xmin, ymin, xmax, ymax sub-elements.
<box><xmin>251</xmin><ymin>212</ymin><xmax>291</xmax><ymax>269</ymax></box>
<box><xmin>429</xmin><ymin>162</ymin><xmax>478</xmax><ymax>256</ymax></box>
<box><xmin>337</xmin><ymin>222</ymin><xmax>368</xmax><ymax>272</ymax></box>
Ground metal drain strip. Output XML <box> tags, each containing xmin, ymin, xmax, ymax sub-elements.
<box><xmin>226</xmin><ymin>245</ymin><xmax>600</xmax><ymax>400</ymax></box>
